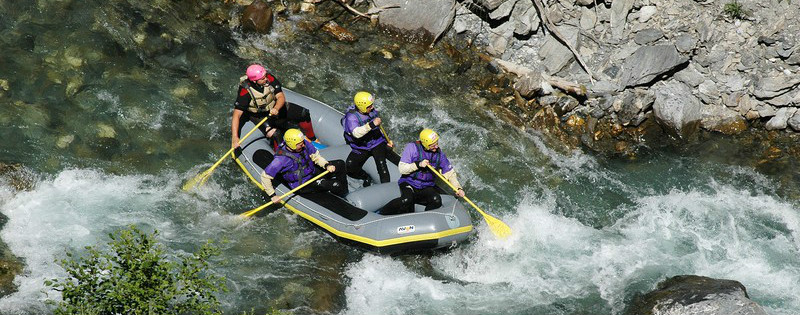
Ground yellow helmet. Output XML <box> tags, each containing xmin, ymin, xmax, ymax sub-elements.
<box><xmin>283</xmin><ymin>128</ymin><xmax>305</xmax><ymax>150</ymax></box>
<box><xmin>419</xmin><ymin>128</ymin><xmax>439</xmax><ymax>150</ymax></box>
<box><xmin>353</xmin><ymin>91</ymin><xmax>374</xmax><ymax>113</ymax></box>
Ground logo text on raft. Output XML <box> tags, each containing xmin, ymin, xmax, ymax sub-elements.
<box><xmin>396</xmin><ymin>225</ymin><xmax>415</xmax><ymax>234</ymax></box>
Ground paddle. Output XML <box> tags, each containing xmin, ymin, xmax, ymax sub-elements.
<box><xmin>426</xmin><ymin>165</ymin><xmax>512</xmax><ymax>239</ymax></box>
<box><xmin>239</xmin><ymin>170</ymin><xmax>331</xmax><ymax>218</ymax></box>
<box><xmin>182</xmin><ymin>116</ymin><xmax>270</xmax><ymax>191</ymax></box>
<box><xmin>378</xmin><ymin>124</ymin><xmax>393</xmax><ymax>148</ymax></box>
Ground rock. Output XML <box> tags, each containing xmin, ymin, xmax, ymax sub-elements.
<box><xmin>489</xmin><ymin>0</ymin><xmax>517</xmax><ymax>20</ymax></box>
<box><xmin>512</xmin><ymin>1</ymin><xmax>538</xmax><ymax>35</ymax></box>
<box><xmin>579</xmin><ymin>7</ymin><xmax>596</xmax><ymax>30</ymax></box>
<box><xmin>376</xmin><ymin>0</ymin><xmax>456</xmax><ymax>46</ymax></box>
<box><xmin>610</xmin><ymin>0</ymin><xmax>635</xmax><ymax>39</ymax></box>
<box><xmin>514</xmin><ymin>71</ymin><xmax>544</xmax><ymax>98</ymax></box>
<box><xmin>638</xmin><ymin>5</ymin><xmax>657</xmax><ymax>23</ymax></box>
<box><xmin>487</xmin><ymin>22</ymin><xmax>514</xmax><ymax>56</ymax></box>
<box><xmin>619</xmin><ymin>45</ymin><xmax>689</xmax><ymax>88</ymax></box>
<box><xmin>57</xmin><ymin>134</ymin><xmax>75</xmax><ymax>149</ymax></box>
<box><xmin>755</xmin><ymin>102</ymin><xmax>777</xmax><ymax>118</ymax></box>
<box><xmin>764</xmin><ymin>89</ymin><xmax>800</xmax><ymax>107</ymax></box>
<box><xmin>625</xmin><ymin>275</ymin><xmax>768</xmax><ymax>315</ymax></box>
<box><xmin>97</xmin><ymin>123</ymin><xmax>116</xmax><ymax>139</ymax></box>
<box><xmin>697</xmin><ymin>79</ymin><xmax>720</xmax><ymax>104</ymax></box>
<box><xmin>674</xmin><ymin>64</ymin><xmax>705</xmax><ymax>87</ymax></box>
<box><xmin>788</xmin><ymin>109</ymin><xmax>800</xmax><ymax>131</ymax></box>
<box><xmin>633</xmin><ymin>28</ymin><xmax>663</xmax><ymax>45</ymax></box>
<box><xmin>241</xmin><ymin>0</ymin><xmax>274</xmax><ymax>34</ymax></box>
<box><xmin>554</xmin><ymin>95</ymin><xmax>579</xmax><ymax>116</ymax></box>
<box><xmin>653</xmin><ymin>81</ymin><xmax>702</xmax><ymax>139</ymax></box>
<box><xmin>618</xmin><ymin>89</ymin><xmax>655</xmax><ymax>126</ymax></box>
<box><xmin>539</xmin><ymin>25</ymin><xmax>580</xmax><ymax>74</ymax></box>
<box><xmin>765</xmin><ymin>107</ymin><xmax>798</xmax><ymax>130</ymax></box>
<box><xmin>322</xmin><ymin>21</ymin><xmax>357</xmax><ymax>42</ymax></box>
<box><xmin>473</xmin><ymin>0</ymin><xmax>507</xmax><ymax>11</ymax></box>
<box><xmin>674</xmin><ymin>34</ymin><xmax>698</xmax><ymax>53</ymax></box>
<box><xmin>753</xmin><ymin>73</ymin><xmax>800</xmax><ymax>99</ymax></box>
<box><xmin>701</xmin><ymin>105</ymin><xmax>747</xmax><ymax>134</ymax></box>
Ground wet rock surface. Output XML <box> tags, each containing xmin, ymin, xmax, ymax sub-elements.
<box><xmin>625</xmin><ymin>275</ymin><xmax>768</xmax><ymax>315</ymax></box>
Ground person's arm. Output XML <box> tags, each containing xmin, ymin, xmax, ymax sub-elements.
<box><xmin>231</xmin><ymin>109</ymin><xmax>244</xmax><ymax>148</ymax></box>
<box><xmin>270</xmin><ymin>91</ymin><xmax>286</xmax><ymax>115</ymax></box>
<box><xmin>309</xmin><ymin>150</ymin><xmax>329</xmax><ymax>168</ymax></box>
<box><xmin>260</xmin><ymin>170</ymin><xmax>276</xmax><ymax>197</ymax></box>
<box><xmin>439</xmin><ymin>153</ymin><xmax>465</xmax><ymax>197</ymax></box>
<box><xmin>351</xmin><ymin>117</ymin><xmax>381</xmax><ymax>138</ymax></box>
<box><xmin>397</xmin><ymin>143</ymin><xmax>421</xmax><ymax>175</ymax></box>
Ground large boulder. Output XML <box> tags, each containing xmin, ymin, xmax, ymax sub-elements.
<box><xmin>625</xmin><ymin>275</ymin><xmax>768</xmax><ymax>315</ymax></box>
<box><xmin>241</xmin><ymin>0</ymin><xmax>274</xmax><ymax>34</ymax></box>
<box><xmin>619</xmin><ymin>45</ymin><xmax>689</xmax><ymax>88</ymax></box>
<box><xmin>653</xmin><ymin>81</ymin><xmax>702</xmax><ymax>139</ymax></box>
<box><xmin>375</xmin><ymin>0</ymin><xmax>456</xmax><ymax>46</ymax></box>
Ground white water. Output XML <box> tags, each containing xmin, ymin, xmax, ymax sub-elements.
<box><xmin>342</xmin><ymin>180</ymin><xmax>800</xmax><ymax>315</ymax></box>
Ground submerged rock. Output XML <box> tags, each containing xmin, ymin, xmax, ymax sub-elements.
<box><xmin>241</xmin><ymin>0</ymin><xmax>274</xmax><ymax>34</ymax></box>
<box><xmin>625</xmin><ymin>275</ymin><xmax>768</xmax><ymax>315</ymax></box>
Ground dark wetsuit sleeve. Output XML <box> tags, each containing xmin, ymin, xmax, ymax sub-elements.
<box><xmin>234</xmin><ymin>87</ymin><xmax>251</xmax><ymax>111</ymax></box>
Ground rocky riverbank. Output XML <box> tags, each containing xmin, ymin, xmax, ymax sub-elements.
<box><xmin>362</xmin><ymin>0</ymin><xmax>800</xmax><ymax>152</ymax></box>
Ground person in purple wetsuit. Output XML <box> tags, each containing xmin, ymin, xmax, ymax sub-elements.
<box><xmin>342</xmin><ymin>91</ymin><xmax>401</xmax><ymax>187</ymax></box>
<box><xmin>378</xmin><ymin>129</ymin><xmax>466</xmax><ymax>215</ymax></box>
<box><xmin>260</xmin><ymin>129</ymin><xmax>347</xmax><ymax>204</ymax></box>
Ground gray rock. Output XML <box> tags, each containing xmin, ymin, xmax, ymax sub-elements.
<box><xmin>788</xmin><ymin>109</ymin><xmax>800</xmax><ymax>131</ymax></box>
<box><xmin>539</xmin><ymin>25</ymin><xmax>580</xmax><ymax>74</ymax></box>
<box><xmin>376</xmin><ymin>0</ymin><xmax>456</xmax><ymax>46</ymax></box>
<box><xmin>473</xmin><ymin>0</ymin><xmax>507</xmax><ymax>11</ymax></box>
<box><xmin>701</xmin><ymin>105</ymin><xmax>746</xmax><ymax>133</ymax></box>
<box><xmin>579</xmin><ymin>7</ymin><xmax>597</xmax><ymax>31</ymax></box>
<box><xmin>765</xmin><ymin>107</ymin><xmax>797</xmax><ymax>130</ymax></box>
<box><xmin>611</xmin><ymin>0</ymin><xmax>635</xmax><ymax>39</ymax></box>
<box><xmin>514</xmin><ymin>71</ymin><xmax>544</xmax><ymax>98</ymax></box>
<box><xmin>634</xmin><ymin>28</ymin><xmax>664</xmax><ymax>45</ymax></box>
<box><xmin>588</xmin><ymin>80</ymin><xmax>620</xmax><ymax>95</ymax></box>
<box><xmin>653</xmin><ymin>81</ymin><xmax>703</xmax><ymax>138</ymax></box>
<box><xmin>638</xmin><ymin>5</ymin><xmax>657</xmax><ymax>23</ymax></box>
<box><xmin>697</xmin><ymin>80</ymin><xmax>720</xmax><ymax>104</ymax></box>
<box><xmin>755</xmin><ymin>102</ymin><xmax>777</xmax><ymax>118</ymax></box>
<box><xmin>674</xmin><ymin>34</ymin><xmax>698</xmax><ymax>53</ymax></box>
<box><xmin>511</xmin><ymin>1</ymin><xmax>537</xmax><ymax>35</ymax></box>
<box><xmin>764</xmin><ymin>90</ymin><xmax>800</xmax><ymax>107</ymax></box>
<box><xmin>753</xmin><ymin>74</ymin><xmax>800</xmax><ymax>99</ymax></box>
<box><xmin>788</xmin><ymin>45</ymin><xmax>800</xmax><ymax>65</ymax></box>
<box><xmin>489</xmin><ymin>0</ymin><xmax>517</xmax><ymax>20</ymax></box>
<box><xmin>618</xmin><ymin>89</ymin><xmax>655</xmax><ymax>125</ymax></box>
<box><xmin>619</xmin><ymin>45</ymin><xmax>689</xmax><ymax>88</ymax></box>
<box><xmin>487</xmin><ymin>22</ymin><xmax>514</xmax><ymax>56</ymax></box>
<box><xmin>722</xmin><ymin>74</ymin><xmax>747</xmax><ymax>92</ymax></box>
<box><xmin>674</xmin><ymin>64</ymin><xmax>705</xmax><ymax>87</ymax></box>
<box><xmin>576</xmin><ymin>0</ymin><xmax>594</xmax><ymax>6</ymax></box>
<box><xmin>625</xmin><ymin>275</ymin><xmax>768</xmax><ymax>315</ymax></box>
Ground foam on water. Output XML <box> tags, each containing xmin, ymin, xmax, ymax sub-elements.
<box><xmin>0</xmin><ymin>168</ymin><xmax>241</xmax><ymax>313</ymax></box>
<box><xmin>341</xmin><ymin>180</ymin><xmax>800</xmax><ymax>315</ymax></box>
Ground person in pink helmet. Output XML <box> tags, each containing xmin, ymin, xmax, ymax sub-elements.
<box><xmin>231</xmin><ymin>64</ymin><xmax>318</xmax><ymax>150</ymax></box>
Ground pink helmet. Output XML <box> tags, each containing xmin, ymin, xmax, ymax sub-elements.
<box><xmin>246</xmin><ymin>64</ymin><xmax>267</xmax><ymax>81</ymax></box>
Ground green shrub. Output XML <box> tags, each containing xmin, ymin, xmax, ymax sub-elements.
<box><xmin>46</xmin><ymin>226</ymin><xmax>227</xmax><ymax>315</ymax></box>
<box><xmin>723</xmin><ymin>0</ymin><xmax>748</xmax><ymax>19</ymax></box>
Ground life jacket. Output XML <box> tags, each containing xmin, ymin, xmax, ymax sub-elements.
<box><xmin>275</xmin><ymin>141</ymin><xmax>316</xmax><ymax>187</ymax></box>
<box><xmin>399</xmin><ymin>141</ymin><xmax>442</xmax><ymax>188</ymax></box>
<box><xmin>239</xmin><ymin>75</ymin><xmax>277</xmax><ymax>114</ymax></box>
<box><xmin>341</xmin><ymin>106</ymin><xmax>385</xmax><ymax>151</ymax></box>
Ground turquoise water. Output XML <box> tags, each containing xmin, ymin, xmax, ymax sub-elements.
<box><xmin>1</xmin><ymin>1</ymin><xmax>799</xmax><ymax>314</ymax></box>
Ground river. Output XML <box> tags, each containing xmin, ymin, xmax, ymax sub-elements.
<box><xmin>0</xmin><ymin>1</ymin><xmax>798</xmax><ymax>314</ymax></box>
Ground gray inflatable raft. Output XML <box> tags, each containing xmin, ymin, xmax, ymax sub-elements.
<box><xmin>233</xmin><ymin>89</ymin><xmax>474</xmax><ymax>253</ymax></box>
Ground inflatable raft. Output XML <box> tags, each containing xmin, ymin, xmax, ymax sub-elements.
<box><xmin>232</xmin><ymin>89</ymin><xmax>474</xmax><ymax>254</ymax></box>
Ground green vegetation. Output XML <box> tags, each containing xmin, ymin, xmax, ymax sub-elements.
<box><xmin>46</xmin><ymin>226</ymin><xmax>227</xmax><ymax>315</ymax></box>
<box><xmin>723</xmin><ymin>0</ymin><xmax>748</xmax><ymax>19</ymax></box>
